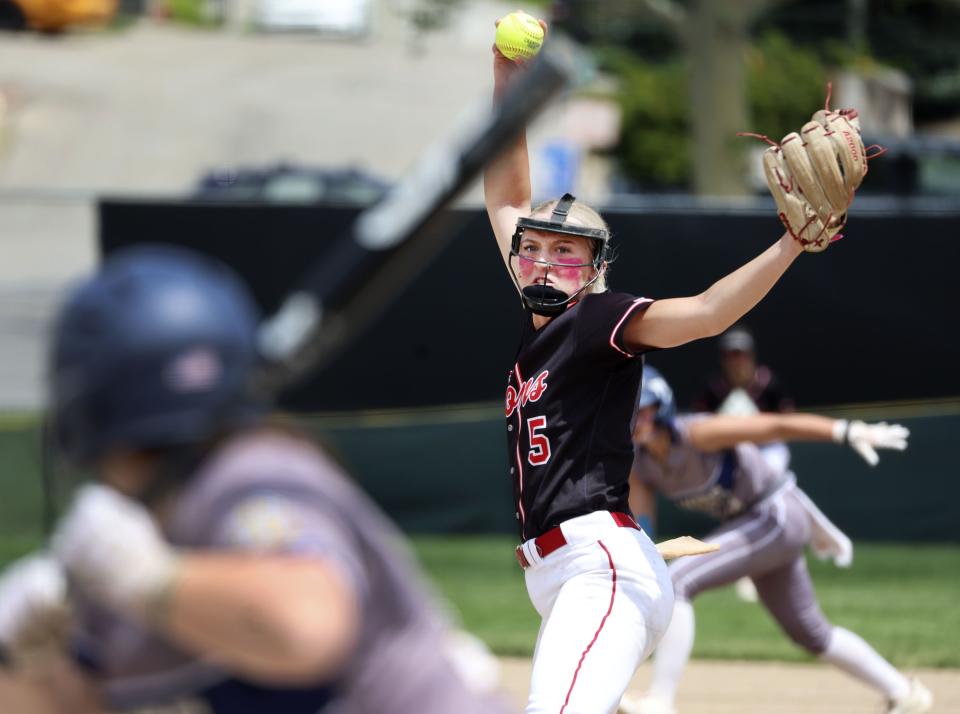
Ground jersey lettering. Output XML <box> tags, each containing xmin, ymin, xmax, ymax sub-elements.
<box><xmin>505</xmin><ymin>369</ymin><xmax>549</xmax><ymax>418</ymax></box>
<box><xmin>526</xmin><ymin>416</ymin><xmax>552</xmax><ymax>465</ymax></box>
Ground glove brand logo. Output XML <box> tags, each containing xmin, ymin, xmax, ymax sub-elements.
<box><xmin>840</xmin><ymin>129</ymin><xmax>862</xmax><ymax>168</ymax></box>
<box><xmin>505</xmin><ymin>370</ymin><xmax>549</xmax><ymax>418</ymax></box>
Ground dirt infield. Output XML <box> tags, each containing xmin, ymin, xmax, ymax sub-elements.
<box><xmin>497</xmin><ymin>657</ymin><xmax>960</xmax><ymax>713</ymax></box>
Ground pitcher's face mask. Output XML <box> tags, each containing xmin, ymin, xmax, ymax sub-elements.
<box><xmin>509</xmin><ymin>194</ymin><xmax>610</xmax><ymax>316</ymax></box>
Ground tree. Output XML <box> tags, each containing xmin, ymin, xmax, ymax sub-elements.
<box><xmin>607</xmin><ymin>31</ymin><xmax>827</xmax><ymax>191</ymax></box>
<box><xmin>760</xmin><ymin>0</ymin><xmax>960</xmax><ymax>122</ymax></box>
<box><xmin>636</xmin><ymin>0</ymin><xmax>790</xmax><ymax>196</ymax></box>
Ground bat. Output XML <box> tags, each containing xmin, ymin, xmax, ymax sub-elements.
<box><xmin>254</xmin><ymin>47</ymin><xmax>573</xmax><ymax>395</ymax></box>
<box><xmin>655</xmin><ymin>536</ymin><xmax>720</xmax><ymax>560</ymax></box>
<box><xmin>7</xmin><ymin>45</ymin><xmax>574</xmax><ymax>673</ymax></box>
<box><xmin>34</xmin><ymin>47</ymin><xmax>573</xmax><ymax>519</ymax></box>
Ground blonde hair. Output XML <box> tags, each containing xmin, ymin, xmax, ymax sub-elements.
<box><xmin>531</xmin><ymin>197</ymin><xmax>612</xmax><ymax>293</ymax></box>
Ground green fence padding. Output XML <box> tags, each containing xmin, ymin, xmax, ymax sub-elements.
<box><xmin>1</xmin><ymin>409</ymin><xmax>956</xmax><ymax>544</ymax></box>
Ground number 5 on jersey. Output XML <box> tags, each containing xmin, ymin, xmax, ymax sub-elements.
<box><xmin>527</xmin><ymin>416</ymin><xmax>551</xmax><ymax>465</ymax></box>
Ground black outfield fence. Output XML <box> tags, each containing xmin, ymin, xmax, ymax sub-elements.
<box><xmin>90</xmin><ymin>198</ymin><xmax>960</xmax><ymax>540</ymax></box>
<box><xmin>99</xmin><ymin>198</ymin><xmax>959</xmax><ymax>411</ymax></box>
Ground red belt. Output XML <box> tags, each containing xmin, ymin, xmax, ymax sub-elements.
<box><xmin>515</xmin><ymin>512</ymin><xmax>640</xmax><ymax>568</ymax></box>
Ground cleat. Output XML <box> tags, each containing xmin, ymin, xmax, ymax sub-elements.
<box><xmin>734</xmin><ymin>575</ymin><xmax>759</xmax><ymax>603</ymax></box>
<box><xmin>887</xmin><ymin>678</ymin><xmax>933</xmax><ymax>714</ymax></box>
<box><xmin>618</xmin><ymin>693</ymin><xmax>676</xmax><ymax>714</ymax></box>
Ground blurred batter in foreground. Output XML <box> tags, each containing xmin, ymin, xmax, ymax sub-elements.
<box><xmin>0</xmin><ymin>245</ymin><xmax>511</xmax><ymax>714</ymax></box>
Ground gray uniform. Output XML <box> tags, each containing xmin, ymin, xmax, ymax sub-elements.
<box><xmin>631</xmin><ymin>415</ymin><xmax>833</xmax><ymax>654</ymax></box>
<box><xmin>71</xmin><ymin>430</ymin><xmax>515</xmax><ymax>713</ymax></box>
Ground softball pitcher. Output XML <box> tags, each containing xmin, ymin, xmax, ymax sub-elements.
<box><xmin>619</xmin><ymin>367</ymin><xmax>932</xmax><ymax>714</ymax></box>
<box><xmin>485</xmin><ymin>13</ymin><xmax>875</xmax><ymax>714</ymax></box>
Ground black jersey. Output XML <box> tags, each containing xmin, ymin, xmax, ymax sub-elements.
<box><xmin>505</xmin><ymin>292</ymin><xmax>654</xmax><ymax>540</ymax></box>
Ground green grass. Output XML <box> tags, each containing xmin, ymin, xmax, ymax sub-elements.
<box><xmin>2</xmin><ymin>522</ymin><xmax>955</xmax><ymax>667</ymax></box>
<box><xmin>0</xmin><ymin>422</ymin><xmax>46</xmax><ymax>560</ymax></box>
<box><xmin>411</xmin><ymin>535</ymin><xmax>960</xmax><ymax>668</ymax></box>
<box><xmin>411</xmin><ymin>535</ymin><xmax>537</xmax><ymax>656</ymax></box>
<box><xmin>2</xmin><ymin>416</ymin><xmax>957</xmax><ymax>668</ymax></box>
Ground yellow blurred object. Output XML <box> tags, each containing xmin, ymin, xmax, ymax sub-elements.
<box><xmin>15</xmin><ymin>0</ymin><xmax>116</xmax><ymax>31</ymax></box>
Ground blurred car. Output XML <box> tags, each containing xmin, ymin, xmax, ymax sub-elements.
<box><xmin>254</xmin><ymin>0</ymin><xmax>371</xmax><ymax>35</ymax></box>
<box><xmin>1</xmin><ymin>0</ymin><xmax>115</xmax><ymax>31</ymax></box>
<box><xmin>194</xmin><ymin>163</ymin><xmax>389</xmax><ymax>204</ymax></box>
<box><xmin>856</xmin><ymin>134</ymin><xmax>960</xmax><ymax>197</ymax></box>
<box><xmin>743</xmin><ymin>133</ymin><xmax>960</xmax><ymax>200</ymax></box>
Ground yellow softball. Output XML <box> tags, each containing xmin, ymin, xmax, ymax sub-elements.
<box><xmin>495</xmin><ymin>11</ymin><xmax>544</xmax><ymax>61</ymax></box>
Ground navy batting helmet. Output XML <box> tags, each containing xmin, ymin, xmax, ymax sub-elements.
<box><xmin>637</xmin><ymin>366</ymin><xmax>676</xmax><ymax>427</ymax></box>
<box><xmin>48</xmin><ymin>244</ymin><xmax>265</xmax><ymax>467</ymax></box>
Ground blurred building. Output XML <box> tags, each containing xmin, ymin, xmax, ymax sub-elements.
<box><xmin>0</xmin><ymin>0</ymin><xmax>601</xmax><ymax>409</ymax></box>
<box><xmin>193</xmin><ymin>163</ymin><xmax>388</xmax><ymax>202</ymax></box>
<box><xmin>2</xmin><ymin>0</ymin><xmax>960</xmax><ymax>409</ymax></box>
<box><xmin>834</xmin><ymin>68</ymin><xmax>912</xmax><ymax>137</ymax></box>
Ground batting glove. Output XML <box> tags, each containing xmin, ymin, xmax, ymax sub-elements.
<box><xmin>51</xmin><ymin>484</ymin><xmax>180</xmax><ymax>623</ymax></box>
<box><xmin>0</xmin><ymin>552</ymin><xmax>71</xmax><ymax>664</ymax></box>
<box><xmin>832</xmin><ymin>419</ymin><xmax>910</xmax><ymax>467</ymax></box>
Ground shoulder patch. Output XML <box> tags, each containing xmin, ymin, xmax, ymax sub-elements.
<box><xmin>221</xmin><ymin>495</ymin><xmax>310</xmax><ymax>550</ymax></box>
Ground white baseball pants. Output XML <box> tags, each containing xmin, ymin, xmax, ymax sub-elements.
<box><xmin>520</xmin><ymin>511</ymin><xmax>674</xmax><ymax>714</ymax></box>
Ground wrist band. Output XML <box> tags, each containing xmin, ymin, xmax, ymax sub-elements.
<box><xmin>832</xmin><ymin>419</ymin><xmax>850</xmax><ymax>444</ymax></box>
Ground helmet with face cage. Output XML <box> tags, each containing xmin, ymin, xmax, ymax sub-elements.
<box><xmin>509</xmin><ymin>193</ymin><xmax>610</xmax><ymax>316</ymax></box>
<box><xmin>637</xmin><ymin>366</ymin><xmax>676</xmax><ymax>427</ymax></box>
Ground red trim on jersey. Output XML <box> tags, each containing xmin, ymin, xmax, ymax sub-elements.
<box><xmin>609</xmin><ymin>298</ymin><xmax>653</xmax><ymax>357</ymax></box>
<box><xmin>513</xmin><ymin>363</ymin><xmax>527</xmax><ymax>533</ymax></box>
<box><xmin>559</xmin><ymin>539</ymin><xmax>618</xmax><ymax>714</ymax></box>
